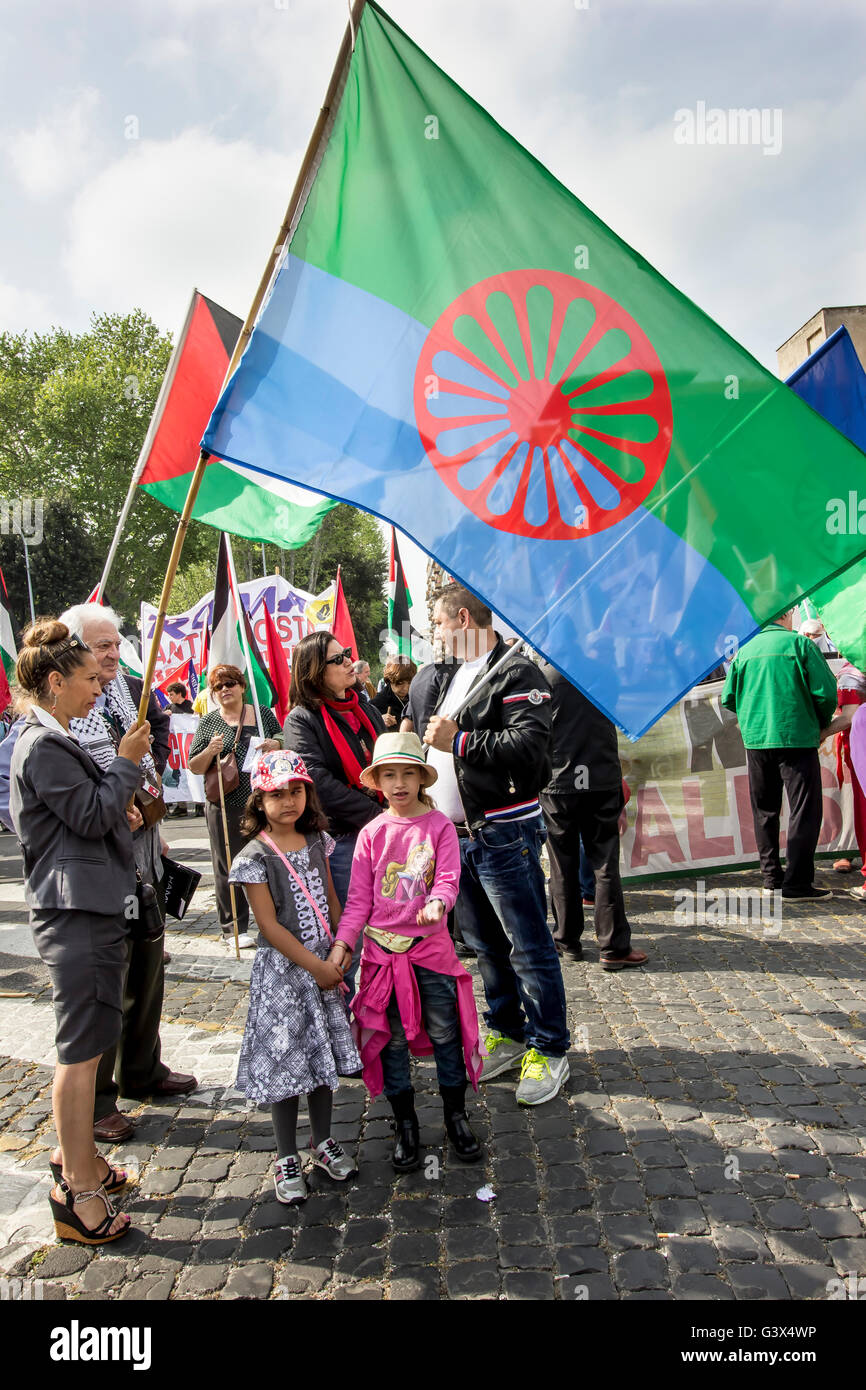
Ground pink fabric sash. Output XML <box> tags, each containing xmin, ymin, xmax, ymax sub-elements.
<box><xmin>351</xmin><ymin>931</ymin><xmax>484</xmax><ymax>1098</ymax></box>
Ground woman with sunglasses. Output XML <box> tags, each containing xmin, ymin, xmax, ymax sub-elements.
<box><xmin>188</xmin><ymin>664</ymin><xmax>282</xmax><ymax>948</ymax></box>
<box><xmin>282</xmin><ymin>634</ymin><xmax>385</xmax><ymax>916</ymax></box>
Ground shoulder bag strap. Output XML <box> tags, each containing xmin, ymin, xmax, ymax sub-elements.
<box><xmin>258</xmin><ymin>832</ymin><xmax>335</xmax><ymax>942</ymax></box>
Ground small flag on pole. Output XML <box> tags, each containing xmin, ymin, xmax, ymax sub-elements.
<box><xmin>209</xmin><ymin>534</ymin><xmax>276</xmax><ymax>710</ymax></box>
<box><xmin>387</xmin><ymin>529</ymin><xmax>414</xmax><ymax>659</ymax></box>
<box><xmin>0</xmin><ymin>567</ymin><xmax>17</xmax><ymax>712</ymax></box>
<box><xmin>261</xmin><ymin>602</ymin><xmax>292</xmax><ymax>724</ymax></box>
<box><xmin>334</xmin><ymin>566</ymin><xmax>359</xmax><ymax>662</ymax></box>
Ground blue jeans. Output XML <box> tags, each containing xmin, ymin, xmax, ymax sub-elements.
<box><xmin>380</xmin><ymin>963</ymin><xmax>467</xmax><ymax>1095</ymax></box>
<box><xmin>328</xmin><ymin>832</ymin><xmax>357</xmax><ymax>906</ymax></box>
<box><xmin>458</xmin><ymin>815</ymin><xmax>569</xmax><ymax>1056</ymax></box>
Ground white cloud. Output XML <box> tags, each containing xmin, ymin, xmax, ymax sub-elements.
<box><xmin>62</xmin><ymin>129</ymin><xmax>296</xmax><ymax>332</ymax></box>
<box><xmin>4</xmin><ymin>87</ymin><xmax>102</xmax><ymax>199</ymax></box>
<box><xmin>0</xmin><ymin>281</ymin><xmax>54</xmax><ymax>333</ymax></box>
<box><xmin>129</xmin><ymin>36</ymin><xmax>192</xmax><ymax>68</ymax></box>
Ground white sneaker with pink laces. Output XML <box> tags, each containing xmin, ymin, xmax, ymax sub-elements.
<box><xmin>309</xmin><ymin>1137</ymin><xmax>358</xmax><ymax>1181</ymax></box>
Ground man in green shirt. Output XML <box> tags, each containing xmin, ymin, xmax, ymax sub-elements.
<box><xmin>722</xmin><ymin>611</ymin><xmax>839</xmax><ymax>899</ymax></box>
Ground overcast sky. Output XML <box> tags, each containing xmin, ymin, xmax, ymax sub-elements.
<box><xmin>3</xmin><ymin>0</ymin><xmax>864</xmax><ymax>613</ymax></box>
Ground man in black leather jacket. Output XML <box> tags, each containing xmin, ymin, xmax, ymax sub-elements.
<box><xmin>540</xmin><ymin>664</ymin><xmax>647</xmax><ymax>972</ymax></box>
<box><xmin>424</xmin><ymin>584</ymin><xmax>570</xmax><ymax>1107</ymax></box>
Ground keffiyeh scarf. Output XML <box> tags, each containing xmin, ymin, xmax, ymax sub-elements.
<box><xmin>71</xmin><ymin>673</ymin><xmax>158</xmax><ymax>785</ymax></box>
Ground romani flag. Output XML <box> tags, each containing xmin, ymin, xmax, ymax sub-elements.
<box><xmin>135</xmin><ymin>290</ymin><xmax>335</xmax><ymax>548</ymax></box>
<box><xmin>0</xmin><ymin>567</ymin><xmax>17</xmax><ymax>710</ymax></box>
<box><xmin>786</xmin><ymin>327</ymin><xmax>866</xmax><ymax>668</ymax></box>
<box><xmin>209</xmin><ymin>534</ymin><xmax>277</xmax><ymax>709</ymax></box>
<box><xmin>387</xmin><ymin>529</ymin><xmax>414</xmax><ymax>660</ymax></box>
<box><xmin>202</xmin><ymin>2</ymin><xmax>866</xmax><ymax>737</ymax></box>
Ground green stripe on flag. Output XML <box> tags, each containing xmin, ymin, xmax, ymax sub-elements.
<box><xmin>143</xmin><ymin>462</ymin><xmax>334</xmax><ymax>549</ymax></box>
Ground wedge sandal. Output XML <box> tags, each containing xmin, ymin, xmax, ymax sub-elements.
<box><xmin>48</xmin><ymin>1180</ymin><xmax>130</xmax><ymax>1246</ymax></box>
<box><xmin>49</xmin><ymin>1152</ymin><xmax>128</xmax><ymax>1193</ymax></box>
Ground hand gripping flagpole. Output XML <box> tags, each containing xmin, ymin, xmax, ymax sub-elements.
<box><xmin>134</xmin><ymin>0</ymin><xmax>369</xmax><ymax>729</ymax></box>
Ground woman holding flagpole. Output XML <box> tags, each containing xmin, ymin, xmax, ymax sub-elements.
<box><xmin>282</xmin><ymin>633</ymin><xmax>385</xmax><ymax>910</ymax></box>
<box><xmin>188</xmin><ymin>665</ymin><xmax>281</xmax><ymax>948</ymax></box>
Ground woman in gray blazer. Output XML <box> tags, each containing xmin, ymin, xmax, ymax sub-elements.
<box><xmin>10</xmin><ymin>619</ymin><xmax>152</xmax><ymax>1245</ymax></box>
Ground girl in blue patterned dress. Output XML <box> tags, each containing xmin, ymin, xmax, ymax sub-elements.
<box><xmin>229</xmin><ymin>749</ymin><xmax>361</xmax><ymax>1205</ymax></box>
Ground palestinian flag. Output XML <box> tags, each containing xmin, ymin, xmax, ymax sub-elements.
<box><xmin>387</xmin><ymin>529</ymin><xmax>414</xmax><ymax>658</ymax></box>
<box><xmin>209</xmin><ymin>534</ymin><xmax>277</xmax><ymax>709</ymax></box>
<box><xmin>0</xmin><ymin>567</ymin><xmax>17</xmax><ymax>710</ymax></box>
<box><xmin>201</xmin><ymin>2</ymin><xmax>866</xmax><ymax>738</ymax></box>
<box><xmin>135</xmin><ymin>290</ymin><xmax>335</xmax><ymax>548</ymax></box>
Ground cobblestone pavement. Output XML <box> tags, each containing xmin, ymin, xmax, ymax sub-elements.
<box><xmin>1</xmin><ymin>821</ymin><xmax>865</xmax><ymax>1301</ymax></box>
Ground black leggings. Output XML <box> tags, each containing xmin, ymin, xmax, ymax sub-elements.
<box><xmin>271</xmin><ymin>1086</ymin><xmax>333</xmax><ymax>1157</ymax></box>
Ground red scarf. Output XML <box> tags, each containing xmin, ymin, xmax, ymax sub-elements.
<box><xmin>321</xmin><ymin>691</ymin><xmax>380</xmax><ymax>790</ymax></box>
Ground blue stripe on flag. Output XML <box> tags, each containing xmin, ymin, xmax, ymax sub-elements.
<box><xmin>204</xmin><ymin>255</ymin><xmax>753</xmax><ymax>738</ymax></box>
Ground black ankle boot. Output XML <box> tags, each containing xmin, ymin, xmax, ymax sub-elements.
<box><xmin>388</xmin><ymin>1090</ymin><xmax>420</xmax><ymax>1172</ymax></box>
<box><xmin>440</xmin><ymin>1084</ymin><xmax>482</xmax><ymax>1162</ymax></box>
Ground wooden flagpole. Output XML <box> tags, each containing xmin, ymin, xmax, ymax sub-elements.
<box><xmin>135</xmin><ymin>0</ymin><xmax>368</xmax><ymax>727</ymax></box>
<box><xmin>215</xmin><ymin>757</ymin><xmax>241</xmax><ymax>961</ymax></box>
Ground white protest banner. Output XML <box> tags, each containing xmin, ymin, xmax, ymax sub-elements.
<box><xmin>162</xmin><ymin>712</ymin><xmax>206</xmax><ymax>804</ymax></box>
<box><xmin>141</xmin><ymin>574</ymin><xmax>328</xmax><ymax>689</ymax></box>
<box><xmin>619</xmin><ymin>673</ymin><xmax>854</xmax><ymax>879</ymax></box>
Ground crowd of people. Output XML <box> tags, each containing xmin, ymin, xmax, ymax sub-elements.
<box><xmin>2</xmin><ymin>585</ymin><xmax>857</xmax><ymax>1247</ymax></box>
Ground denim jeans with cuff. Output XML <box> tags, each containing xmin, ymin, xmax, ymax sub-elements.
<box><xmin>457</xmin><ymin>814</ymin><xmax>569</xmax><ymax>1057</ymax></box>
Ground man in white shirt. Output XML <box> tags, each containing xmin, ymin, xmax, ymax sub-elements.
<box><xmin>424</xmin><ymin>584</ymin><xmax>569</xmax><ymax>1107</ymax></box>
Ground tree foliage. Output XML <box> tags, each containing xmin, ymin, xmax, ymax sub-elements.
<box><xmin>0</xmin><ymin>498</ymin><xmax>104</xmax><ymax>634</ymax></box>
<box><xmin>0</xmin><ymin>312</ymin><xmax>216</xmax><ymax>625</ymax></box>
<box><xmin>0</xmin><ymin>311</ymin><xmax>388</xmax><ymax>663</ymax></box>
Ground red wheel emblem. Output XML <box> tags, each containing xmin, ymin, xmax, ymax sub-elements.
<box><xmin>414</xmin><ymin>269</ymin><xmax>673</xmax><ymax>539</ymax></box>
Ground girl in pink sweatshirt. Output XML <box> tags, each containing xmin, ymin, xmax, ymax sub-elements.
<box><xmin>328</xmin><ymin>732</ymin><xmax>483</xmax><ymax>1172</ymax></box>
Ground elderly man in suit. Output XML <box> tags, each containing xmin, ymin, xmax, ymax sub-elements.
<box><xmin>59</xmin><ymin>605</ymin><xmax>197</xmax><ymax>1141</ymax></box>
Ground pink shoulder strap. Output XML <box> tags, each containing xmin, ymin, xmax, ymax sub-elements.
<box><xmin>259</xmin><ymin>832</ymin><xmax>335</xmax><ymax>943</ymax></box>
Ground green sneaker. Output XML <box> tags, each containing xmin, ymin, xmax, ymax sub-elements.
<box><xmin>480</xmin><ymin>1031</ymin><xmax>526</xmax><ymax>1080</ymax></box>
<box><xmin>515</xmin><ymin>1049</ymin><xmax>570</xmax><ymax>1106</ymax></box>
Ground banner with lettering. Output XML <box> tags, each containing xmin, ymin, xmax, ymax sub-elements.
<box><xmin>162</xmin><ymin>712</ymin><xmax>205</xmax><ymax>804</ymax></box>
<box><xmin>141</xmin><ymin>575</ymin><xmax>323</xmax><ymax>689</ymax></box>
<box><xmin>619</xmin><ymin>672</ymin><xmax>854</xmax><ymax>879</ymax></box>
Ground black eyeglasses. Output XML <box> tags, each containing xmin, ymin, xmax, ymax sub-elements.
<box><xmin>212</xmin><ymin>679</ymin><xmax>239</xmax><ymax>692</ymax></box>
<box><xmin>324</xmin><ymin>648</ymin><xmax>353</xmax><ymax>667</ymax></box>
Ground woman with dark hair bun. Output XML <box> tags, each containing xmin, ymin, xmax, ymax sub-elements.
<box><xmin>10</xmin><ymin>619</ymin><xmax>153</xmax><ymax>1244</ymax></box>
<box><xmin>282</xmin><ymin>631</ymin><xmax>385</xmax><ymax>908</ymax></box>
